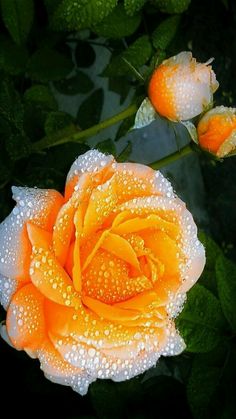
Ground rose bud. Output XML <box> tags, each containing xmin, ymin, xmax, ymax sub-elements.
<box><xmin>197</xmin><ymin>106</ymin><xmax>236</xmax><ymax>157</ymax></box>
<box><xmin>148</xmin><ymin>51</ymin><xmax>219</xmax><ymax>121</ymax></box>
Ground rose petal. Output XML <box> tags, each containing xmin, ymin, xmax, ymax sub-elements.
<box><xmin>65</xmin><ymin>149</ymin><xmax>114</xmax><ymax>201</ymax></box>
<box><xmin>27</xmin><ymin>223</ymin><xmax>79</xmax><ymax>307</ymax></box>
<box><xmin>6</xmin><ymin>283</ymin><xmax>45</xmax><ymax>351</ymax></box>
<box><xmin>37</xmin><ymin>339</ymin><xmax>95</xmax><ymax>395</ymax></box>
<box><xmin>0</xmin><ymin>274</ymin><xmax>20</xmax><ymax>309</ymax></box>
<box><xmin>83</xmin><ymin>175</ymin><xmax>118</xmax><ymax>237</ymax></box>
<box><xmin>0</xmin><ymin>186</ymin><xmax>63</xmax><ymax>280</ymax></box>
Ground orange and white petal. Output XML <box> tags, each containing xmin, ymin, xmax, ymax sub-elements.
<box><xmin>0</xmin><ymin>186</ymin><xmax>63</xmax><ymax>280</ymax></box>
<box><xmin>27</xmin><ymin>224</ymin><xmax>79</xmax><ymax>307</ymax></box>
<box><xmin>37</xmin><ymin>339</ymin><xmax>96</xmax><ymax>395</ymax></box>
<box><xmin>0</xmin><ymin>274</ymin><xmax>20</xmax><ymax>309</ymax></box>
<box><xmin>42</xmin><ymin>322</ymin><xmax>185</xmax><ymax>394</ymax></box>
<box><xmin>45</xmin><ymin>297</ymin><xmax>163</xmax><ymax>350</ymax></box>
<box><xmin>83</xmin><ymin>175</ymin><xmax>118</xmax><ymax>237</ymax></box>
<box><xmin>118</xmin><ymin>195</ymin><xmax>205</xmax><ymax>293</ymax></box>
<box><xmin>65</xmin><ymin>149</ymin><xmax>114</xmax><ymax>200</ymax></box>
<box><xmin>111</xmin><ymin>162</ymin><xmax>174</xmax><ymax>202</ymax></box>
<box><xmin>6</xmin><ymin>283</ymin><xmax>46</xmax><ymax>351</ymax></box>
<box><xmin>53</xmin><ymin>173</ymin><xmax>94</xmax><ymax>265</ymax></box>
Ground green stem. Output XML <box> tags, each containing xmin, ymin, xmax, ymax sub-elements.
<box><xmin>33</xmin><ymin>103</ymin><xmax>138</xmax><ymax>152</ymax></box>
<box><xmin>149</xmin><ymin>143</ymin><xmax>194</xmax><ymax>170</ymax></box>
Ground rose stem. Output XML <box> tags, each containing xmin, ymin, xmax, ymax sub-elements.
<box><xmin>149</xmin><ymin>144</ymin><xmax>194</xmax><ymax>170</ymax></box>
<box><xmin>32</xmin><ymin>103</ymin><xmax>138</xmax><ymax>152</ymax></box>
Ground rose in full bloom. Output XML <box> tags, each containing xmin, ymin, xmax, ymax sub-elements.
<box><xmin>197</xmin><ymin>106</ymin><xmax>236</xmax><ymax>157</ymax></box>
<box><xmin>0</xmin><ymin>150</ymin><xmax>205</xmax><ymax>395</ymax></box>
<box><xmin>148</xmin><ymin>51</ymin><xmax>219</xmax><ymax>121</ymax></box>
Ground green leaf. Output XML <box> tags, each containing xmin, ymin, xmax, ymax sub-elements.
<box><xmin>54</xmin><ymin>72</ymin><xmax>94</xmax><ymax>95</ymax></box>
<box><xmin>90</xmin><ymin>379</ymin><xmax>142</xmax><ymax>419</ymax></box>
<box><xmin>96</xmin><ymin>139</ymin><xmax>116</xmax><ymax>156</ymax></box>
<box><xmin>152</xmin><ymin>0</ymin><xmax>191</xmax><ymax>14</ymax></box>
<box><xmin>94</xmin><ymin>4</ymin><xmax>141</xmax><ymax>38</ymax></box>
<box><xmin>28</xmin><ymin>48</ymin><xmax>73</xmax><ymax>82</ymax></box>
<box><xmin>52</xmin><ymin>0</ymin><xmax>118</xmax><ymax>31</ymax></box>
<box><xmin>104</xmin><ymin>35</ymin><xmax>152</xmax><ymax>77</ymax></box>
<box><xmin>115</xmin><ymin>116</ymin><xmax>135</xmax><ymax>140</ymax></box>
<box><xmin>75</xmin><ymin>41</ymin><xmax>96</xmax><ymax>68</ymax></box>
<box><xmin>198</xmin><ymin>232</ymin><xmax>222</xmax><ymax>295</ymax></box>
<box><xmin>43</xmin><ymin>0</ymin><xmax>59</xmax><ymax>15</ymax></box>
<box><xmin>0</xmin><ymin>79</ymin><xmax>24</xmax><ymax>131</ymax></box>
<box><xmin>216</xmin><ymin>255</ymin><xmax>236</xmax><ymax>332</ymax></box>
<box><xmin>6</xmin><ymin>132</ymin><xmax>32</xmax><ymax>160</ymax></box>
<box><xmin>187</xmin><ymin>345</ymin><xmax>228</xmax><ymax>419</ymax></box>
<box><xmin>117</xmin><ymin>141</ymin><xmax>132</xmax><ymax>162</ymax></box>
<box><xmin>44</xmin><ymin>111</ymin><xmax>74</xmax><ymax>136</ymax></box>
<box><xmin>152</xmin><ymin>15</ymin><xmax>180</xmax><ymax>50</ymax></box>
<box><xmin>0</xmin><ymin>36</ymin><xmax>28</xmax><ymax>75</ymax></box>
<box><xmin>124</xmin><ymin>0</ymin><xmax>147</xmax><ymax>16</ymax></box>
<box><xmin>0</xmin><ymin>0</ymin><xmax>34</xmax><ymax>45</ymax></box>
<box><xmin>0</xmin><ymin>154</ymin><xmax>11</xmax><ymax>188</ymax></box>
<box><xmin>36</xmin><ymin>143</ymin><xmax>90</xmax><ymax>173</ymax></box>
<box><xmin>108</xmin><ymin>77</ymin><xmax>131</xmax><ymax>105</ymax></box>
<box><xmin>24</xmin><ymin>85</ymin><xmax>57</xmax><ymax>111</ymax></box>
<box><xmin>176</xmin><ymin>284</ymin><xmax>226</xmax><ymax>353</ymax></box>
<box><xmin>77</xmin><ymin>88</ymin><xmax>104</xmax><ymax>129</ymax></box>
<box><xmin>21</xmin><ymin>165</ymin><xmax>64</xmax><ymax>190</ymax></box>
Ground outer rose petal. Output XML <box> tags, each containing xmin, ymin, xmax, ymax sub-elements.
<box><xmin>65</xmin><ymin>149</ymin><xmax>114</xmax><ymax>200</ymax></box>
<box><xmin>0</xmin><ymin>274</ymin><xmax>19</xmax><ymax>309</ymax></box>
<box><xmin>6</xmin><ymin>284</ymin><xmax>46</xmax><ymax>351</ymax></box>
<box><xmin>37</xmin><ymin>340</ymin><xmax>96</xmax><ymax>395</ymax></box>
<box><xmin>0</xmin><ymin>186</ymin><xmax>63</xmax><ymax>280</ymax></box>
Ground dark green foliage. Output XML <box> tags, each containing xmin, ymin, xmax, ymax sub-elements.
<box><xmin>216</xmin><ymin>255</ymin><xmax>236</xmax><ymax>332</ymax></box>
<box><xmin>24</xmin><ymin>85</ymin><xmax>58</xmax><ymax>110</ymax></box>
<box><xmin>0</xmin><ymin>0</ymin><xmax>34</xmax><ymax>45</ymax></box>
<box><xmin>0</xmin><ymin>36</ymin><xmax>29</xmax><ymax>75</ymax></box>
<box><xmin>77</xmin><ymin>88</ymin><xmax>104</xmax><ymax>129</ymax></box>
<box><xmin>152</xmin><ymin>15</ymin><xmax>181</xmax><ymax>50</ymax></box>
<box><xmin>152</xmin><ymin>0</ymin><xmax>191</xmax><ymax>13</ymax></box>
<box><xmin>54</xmin><ymin>72</ymin><xmax>94</xmax><ymax>95</ymax></box>
<box><xmin>198</xmin><ymin>231</ymin><xmax>222</xmax><ymax>295</ymax></box>
<box><xmin>52</xmin><ymin>0</ymin><xmax>118</xmax><ymax>31</ymax></box>
<box><xmin>27</xmin><ymin>47</ymin><xmax>73</xmax><ymax>82</ymax></box>
<box><xmin>176</xmin><ymin>284</ymin><xmax>226</xmax><ymax>353</ymax></box>
<box><xmin>93</xmin><ymin>4</ymin><xmax>141</xmax><ymax>39</ymax></box>
<box><xmin>103</xmin><ymin>36</ymin><xmax>152</xmax><ymax>77</ymax></box>
<box><xmin>75</xmin><ymin>41</ymin><xmax>96</xmax><ymax>68</ymax></box>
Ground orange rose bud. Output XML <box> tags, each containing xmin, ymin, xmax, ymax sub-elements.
<box><xmin>148</xmin><ymin>51</ymin><xmax>219</xmax><ymax>121</ymax></box>
<box><xmin>0</xmin><ymin>150</ymin><xmax>205</xmax><ymax>395</ymax></box>
<box><xmin>197</xmin><ymin>106</ymin><xmax>236</xmax><ymax>157</ymax></box>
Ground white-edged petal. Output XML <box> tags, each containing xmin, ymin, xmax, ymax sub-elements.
<box><xmin>0</xmin><ymin>274</ymin><xmax>18</xmax><ymax>309</ymax></box>
<box><xmin>0</xmin><ymin>186</ymin><xmax>63</xmax><ymax>279</ymax></box>
<box><xmin>66</xmin><ymin>149</ymin><xmax>114</xmax><ymax>183</ymax></box>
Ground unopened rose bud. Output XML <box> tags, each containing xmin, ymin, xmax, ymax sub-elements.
<box><xmin>148</xmin><ymin>51</ymin><xmax>219</xmax><ymax>121</ymax></box>
<box><xmin>197</xmin><ymin>106</ymin><xmax>236</xmax><ymax>157</ymax></box>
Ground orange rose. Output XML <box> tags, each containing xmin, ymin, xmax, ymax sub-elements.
<box><xmin>197</xmin><ymin>106</ymin><xmax>236</xmax><ymax>157</ymax></box>
<box><xmin>0</xmin><ymin>150</ymin><xmax>205</xmax><ymax>395</ymax></box>
<box><xmin>148</xmin><ymin>51</ymin><xmax>219</xmax><ymax>121</ymax></box>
